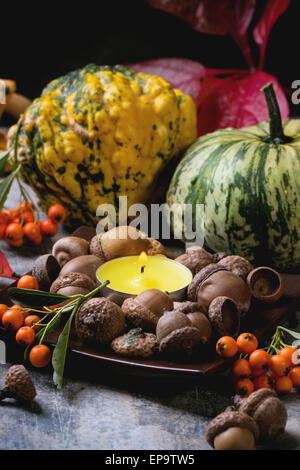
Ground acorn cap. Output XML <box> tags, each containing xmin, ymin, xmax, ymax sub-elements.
<box><xmin>208</xmin><ymin>296</ymin><xmax>240</xmax><ymax>337</ymax></box>
<box><xmin>247</xmin><ymin>267</ymin><xmax>283</xmax><ymax>303</ymax></box>
<box><xmin>173</xmin><ymin>301</ymin><xmax>207</xmax><ymax>315</ymax></box>
<box><xmin>217</xmin><ymin>255</ymin><xmax>253</xmax><ymax>280</ymax></box>
<box><xmin>213</xmin><ymin>252</ymin><xmax>228</xmax><ymax>262</ymax></box>
<box><xmin>159</xmin><ymin>326</ymin><xmax>202</xmax><ymax>358</ymax></box>
<box><xmin>238</xmin><ymin>388</ymin><xmax>277</xmax><ymax>415</ymax></box>
<box><xmin>175</xmin><ymin>247</ymin><xmax>214</xmax><ymax>275</ymax></box>
<box><xmin>239</xmin><ymin>389</ymin><xmax>287</xmax><ymax>438</ymax></box>
<box><xmin>75</xmin><ymin>297</ymin><xmax>126</xmax><ymax>343</ymax></box>
<box><xmin>122</xmin><ymin>297</ymin><xmax>160</xmax><ymax>332</ymax></box>
<box><xmin>122</xmin><ymin>289</ymin><xmax>173</xmax><ymax>332</ymax></box>
<box><xmin>111</xmin><ymin>328</ymin><xmax>159</xmax><ymax>358</ymax></box>
<box><xmin>90</xmin><ymin>226</ymin><xmax>150</xmax><ymax>263</ymax></box>
<box><xmin>206</xmin><ymin>410</ymin><xmax>259</xmax><ymax>448</ymax></box>
<box><xmin>147</xmin><ymin>238</ymin><xmax>166</xmax><ymax>256</ymax></box>
<box><xmin>32</xmin><ymin>254</ymin><xmax>60</xmax><ymax>291</ymax></box>
<box><xmin>3</xmin><ymin>365</ymin><xmax>36</xmax><ymax>401</ymax></box>
<box><xmin>89</xmin><ymin>235</ymin><xmax>104</xmax><ymax>260</ymax></box>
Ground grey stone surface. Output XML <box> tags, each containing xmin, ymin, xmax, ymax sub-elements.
<box><xmin>0</xmin><ymin>179</ymin><xmax>300</xmax><ymax>450</ymax></box>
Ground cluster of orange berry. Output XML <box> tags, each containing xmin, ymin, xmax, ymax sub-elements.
<box><xmin>0</xmin><ymin>274</ymin><xmax>51</xmax><ymax>368</ymax></box>
<box><xmin>216</xmin><ymin>333</ymin><xmax>300</xmax><ymax>397</ymax></box>
<box><xmin>0</xmin><ymin>202</ymin><xmax>67</xmax><ymax>247</ymax></box>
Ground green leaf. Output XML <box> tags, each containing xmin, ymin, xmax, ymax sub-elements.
<box><xmin>52</xmin><ymin>309</ymin><xmax>76</xmax><ymax>389</ymax></box>
<box><xmin>8</xmin><ymin>287</ymin><xmax>71</xmax><ymax>307</ymax></box>
<box><xmin>0</xmin><ymin>164</ymin><xmax>21</xmax><ymax>210</ymax></box>
<box><xmin>38</xmin><ymin>314</ymin><xmax>62</xmax><ymax>342</ymax></box>
<box><xmin>284</xmin><ymin>330</ymin><xmax>300</xmax><ymax>340</ymax></box>
<box><xmin>24</xmin><ymin>344</ymin><xmax>31</xmax><ymax>362</ymax></box>
<box><xmin>279</xmin><ymin>327</ymin><xmax>300</xmax><ymax>341</ymax></box>
<box><xmin>0</xmin><ymin>148</ymin><xmax>11</xmax><ymax>177</ymax></box>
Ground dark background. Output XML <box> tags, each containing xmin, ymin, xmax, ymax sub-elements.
<box><xmin>1</xmin><ymin>0</ymin><xmax>298</xmax><ymax>125</ymax></box>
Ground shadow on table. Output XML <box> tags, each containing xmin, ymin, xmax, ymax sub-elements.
<box><xmin>0</xmin><ymin>396</ymin><xmax>43</xmax><ymax>415</ymax></box>
<box><xmin>3</xmin><ymin>333</ymin><xmax>233</xmax><ymax>419</ymax></box>
<box><xmin>64</xmin><ymin>352</ymin><xmax>234</xmax><ymax>418</ymax></box>
<box><xmin>3</xmin><ymin>340</ymin><xmax>300</xmax><ymax>450</ymax></box>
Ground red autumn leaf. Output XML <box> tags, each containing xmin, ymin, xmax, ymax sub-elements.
<box><xmin>146</xmin><ymin>0</ymin><xmax>256</xmax><ymax>67</ymax></box>
<box><xmin>196</xmin><ymin>70</ymin><xmax>289</xmax><ymax>135</ymax></box>
<box><xmin>146</xmin><ymin>0</ymin><xmax>255</xmax><ymax>35</ymax></box>
<box><xmin>128</xmin><ymin>57</ymin><xmax>241</xmax><ymax>102</ymax></box>
<box><xmin>254</xmin><ymin>0</ymin><xmax>290</xmax><ymax>69</ymax></box>
<box><xmin>0</xmin><ymin>249</ymin><xmax>15</xmax><ymax>279</ymax></box>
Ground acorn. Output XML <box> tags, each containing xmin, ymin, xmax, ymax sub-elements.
<box><xmin>217</xmin><ymin>255</ymin><xmax>253</xmax><ymax>280</ymax></box>
<box><xmin>206</xmin><ymin>410</ymin><xmax>259</xmax><ymax>450</ymax></box>
<box><xmin>52</xmin><ymin>236</ymin><xmax>90</xmax><ymax>267</ymax></box>
<box><xmin>121</xmin><ymin>289</ymin><xmax>173</xmax><ymax>332</ymax></box>
<box><xmin>238</xmin><ymin>389</ymin><xmax>287</xmax><ymax>439</ymax></box>
<box><xmin>90</xmin><ymin>226</ymin><xmax>151</xmax><ymax>263</ymax></box>
<box><xmin>214</xmin><ymin>252</ymin><xmax>228</xmax><ymax>262</ymax></box>
<box><xmin>188</xmin><ymin>264</ymin><xmax>251</xmax><ymax>317</ymax></box>
<box><xmin>59</xmin><ymin>254</ymin><xmax>103</xmax><ymax>284</ymax></box>
<box><xmin>111</xmin><ymin>328</ymin><xmax>159</xmax><ymax>358</ymax></box>
<box><xmin>75</xmin><ymin>297</ymin><xmax>126</xmax><ymax>344</ymax></box>
<box><xmin>246</xmin><ymin>266</ymin><xmax>283</xmax><ymax>303</ymax></box>
<box><xmin>173</xmin><ymin>301</ymin><xmax>212</xmax><ymax>344</ymax></box>
<box><xmin>50</xmin><ymin>272</ymin><xmax>96</xmax><ymax>297</ymax></box>
<box><xmin>175</xmin><ymin>246</ymin><xmax>215</xmax><ymax>275</ymax></box>
<box><xmin>0</xmin><ymin>365</ymin><xmax>36</xmax><ymax>402</ymax></box>
<box><xmin>156</xmin><ymin>310</ymin><xmax>203</xmax><ymax>360</ymax></box>
<box><xmin>208</xmin><ymin>296</ymin><xmax>240</xmax><ymax>338</ymax></box>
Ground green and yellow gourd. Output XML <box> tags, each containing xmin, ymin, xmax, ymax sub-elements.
<box><xmin>167</xmin><ymin>83</ymin><xmax>300</xmax><ymax>272</ymax></box>
<box><xmin>9</xmin><ymin>64</ymin><xmax>196</xmax><ymax>227</ymax></box>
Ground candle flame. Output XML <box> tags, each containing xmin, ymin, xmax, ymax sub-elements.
<box><xmin>138</xmin><ymin>251</ymin><xmax>148</xmax><ymax>264</ymax></box>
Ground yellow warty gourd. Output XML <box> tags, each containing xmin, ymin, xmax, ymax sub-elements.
<box><xmin>9</xmin><ymin>64</ymin><xmax>197</xmax><ymax>227</ymax></box>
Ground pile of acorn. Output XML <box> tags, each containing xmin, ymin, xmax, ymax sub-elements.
<box><xmin>4</xmin><ymin>225</ymin><xmax>290</xmax><ymax>450</ymax></box>
<box><xmin>206</xmin><ymin>387</ymin><xmax>288</xmax><ymax>450</ymax></box>
<box><xmin>28</xmin><ymin>225</ymin><xmax>283</xmax><ymax>362</ymax></box>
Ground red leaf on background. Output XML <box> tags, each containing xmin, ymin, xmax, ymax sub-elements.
<box><xmin>196</xmin><ymin>70</ymin><xmax>289</xmax><ymax>135</ymax></box>
<box><xmin>146</xmin><ymin>0</ymin><xmax>256</xmax><ymax>67</ymax></box>
<box><xmin>128</xmin><ymin>58</ymin><xmax>241</xmax><ymax>102</ymax></box>
<box><xmin>0</xmin><ymin>249</ymin><xmax>15</xmax><ymax>279</ymax></box>
<box><xmin>146</xmin><ymin>0</ymin><xmax>255</xmax><ymax>35</ymax></box>
<box><xmin>254</xmin><ymin>0</ymin><xmax>290</xmax><ymax>69</ymax></box>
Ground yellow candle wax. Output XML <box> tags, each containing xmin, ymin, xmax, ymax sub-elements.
<box><xmin>96</xmin><ymin>254</ymin><xmax>193</xmax><ymax>295</ymax></box>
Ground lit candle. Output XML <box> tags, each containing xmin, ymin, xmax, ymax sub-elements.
<box><xmin>96</xmin><ymin>251</ymin><xmax>193</xmax><ymax>300</ymax></box>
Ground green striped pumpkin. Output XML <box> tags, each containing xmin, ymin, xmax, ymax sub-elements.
<box><xmin>167</xmin><ymin>84</ymin><xmax>300</xmax><ymax>272</ymax></box>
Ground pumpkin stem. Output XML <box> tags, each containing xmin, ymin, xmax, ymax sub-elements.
<box><xmin>261</xmin><ymin>83</ymin><xmax>292</xmax><ymax>144</ymax></box>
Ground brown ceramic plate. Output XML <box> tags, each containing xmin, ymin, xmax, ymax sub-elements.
<box><xmin>1</xmin><ymin>225</ymin><xmax>300</xmax><ymax>379</ymax></box>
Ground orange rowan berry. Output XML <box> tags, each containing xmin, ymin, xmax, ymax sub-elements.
<box><xmin>236</xmin><ymin>332</ymin><xmax>258</xmax><ymax>355</ymax></box>
<box><xmin>17</xmin><ymin>275</ymin><xmax>39</xmax><ymax>290</ymax></box>
<box><xmin>16</xmin><ymin>326</ymin><xmax>35</xmax><ymax>346</ymax></box>
<box><xmin>29</xmin><ymin>344</ymin><xmax>51</xmax><ymax>368</ymax></box>
<box><xmin>216</xmin><ymin>336</ymin><xmax>238</xmax><ymax>358</ymax></box>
